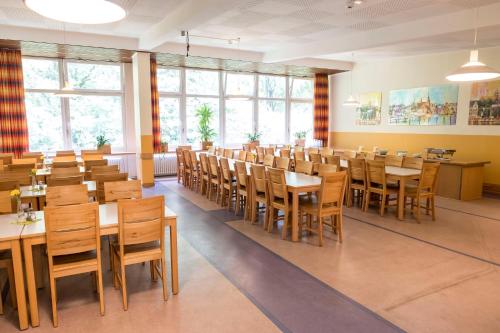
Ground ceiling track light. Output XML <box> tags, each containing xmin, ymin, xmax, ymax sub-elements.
<box><xmin>181</xmin><ymin>31</ymin><xmax>240</xmax><ymax>45</ymax></box>
<box><xmin>346</xmin><ymin>0</ymin><xmax>364</xmax><ymax>9</ymax></box>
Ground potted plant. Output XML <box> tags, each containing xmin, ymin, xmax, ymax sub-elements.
<box><xmin>246</xmin><ymin>131</ymin><xmax>261</xmax><ymax>149</ymax></box>
<box><xmin>294</xmin><ymin>130</ymin><xmax>307</xmax><ymax>147</ymax></box>
<box><xmin>160</xmin><ymin>140</ymin><xmax>168</xmax><ymax>153</ymax></box>
<box><xmin>96</xmin><ymin>134</ymin><xmax>111</xmax><ymax>154</ymax></box>
<box><xmin>196</xmin><ymin>104</ymin><xmax>216</xmax><ymax>150</ymax></box>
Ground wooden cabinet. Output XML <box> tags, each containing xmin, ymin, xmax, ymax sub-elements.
<box><xmin>434</xmin><ymin>160</ymin><xmax>490</xmax><ymax>201</ymax></box>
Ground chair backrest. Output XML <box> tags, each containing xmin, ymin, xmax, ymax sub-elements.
<box><xmin>81</xmin><ymin>149</ymin><xmax>101</xmax><ymax>157</ymax></box>
<box><xmin>294</xmin><ymin>160</ymin><xmax>313</xmax><ymax>175</ymax></box>
<box><xmin>348</xmin><ymin>158</ymin><xmax>366</xmax><ymax>183</ymax></box>
<box><xmin>342</xmin><ymin>150</ymin><xmax>357</xmax><ymax>159</ymax></box>
<box><xmin>306</xmin><ymin>148</ymin><xmax>319</xmax><ymax>156</ymax></box>
<box><xmin>0</xmin><ymin>190</ymin><xmax>14</xmax><ymax>214</ymax></box>
<box><xmin>216</xmin><ymin>148</ymin><xmax>224</xmax><ymax>157</ymax></box>
<box><xmin>294</xmin><ymin>151</ymin><xmax>305</xmax><ymax>161</ymax></box>
<box><xmin>82</xmin><ymin>153</ymin><xmax>103</xmax><ymax>161</ymax></box>
<box><xmin>309</xmin><ymin>153</ymin><xmax>322</xmax><ymax>164</ymax></box>
<box><xmin>44</xmin><ymin>202</ymin><xmax>100</xmax><ymax>257</ymax></box>
<box><xmin>93</xmin><ymin>173</ymin><xmax>129</xmax><ymax>203</ymax></box>
<box><xmin>0</xmin><ymin>180</ymin><xmax>19</xmax><ymax>191</ymax></box>
<box><xmin>117</xmin><ymin>196</ymin><xmax>164</xmax><ymax>248</ymax></box>
<box><xmin>256</xmin><ymin>147</ymin><xmax>265</xmax><ymax>163</ymax></box>
<box><xmin>84</xmin><ymin>159</ymin><xmax>108</xmax><ymax>171</ymax></box>
<box><xmin>294</xmin><ymin>146</ymin><xmax>304</xmax><ymax>152</ymax></box>
<box><xmin>8</xmin><ymin>162</ymin><xmax>35</xmax><ymax>170</ymax></box>
<box><xmin>366</xmin><ymin>160</ymin><xmax>386</xmax><ymax>187</ymax></box>
<box><xmin>385</xmin><ymin>155</ymin><xmax>403</xmax><ymax>167</ymax></box>
<box><xmin>250</xmin><ymin>164</ymin><xmax>266</xmax><ymax>194</ymax></box>
<box><xmin>46</xmin><ymin>184</ymin><xmax>89</xmax><ymax>207</ymax></box>
<box><xmin>317</xmin><ymin>164</ymin><xmax>337</xmax><ymax>177</ymax></box>
<box><xmin>263</xmin><ymin>154</ymin><xmax>275</xmax><ymax>167</ymax></box>
<box><xmin>275</xmin><ymin>157</ymin><xmax>290</xmax><ymax>170</ymax></box>
<box><xmin>182</xmin><ymin>150</ymin><xmax>192</xmax><ymax>170</ymax></box>
<box><xmin>266</xmin><ymin>167</ymin><xmax>287</xmax><ymax>201</ymax></box>
<box><xmin>374</xmin><ymin>155</ymin><xmax>386</xmax><ymax>161</ymax></box>
<box><xmin>199</xmin><ymin>153</ymin><xmax>209</xmax><ymax>175</ymax></box>
<box><xmin>402</xmin><ymin>156</ymin><xmax>423</xmax><ymax>170</ymax></box>
<box><xmin>325</xmin><ymin>155</ymin><xmax>341</xmax><ymax>169</ymax></box>
<box><xmin>12</xmin><ymin>157</ymin><xmax>36</xmax><ymax>165</ymax></box>
<box><xmin>280</xmin><ymin>149</ymin><xmax>291</xmax><ymax>158</ymax></box>
<box><xmin>189</xmin><ymin>151</ymin><xmax>199</xmax><ymax>170</ymax></box>
<box><xmin>207</xmin><ymin>155</ymin><xmax>220</xmax><ymax>180</ymax></box>
<box><xmin>53</xmin><ymin>155</ymin><xmax>76</xmax><ymax>163</ymax></box>
<box><xmin>224</xmin><ymin>149</ymin><xmax>233</xmax><ymax>159</ymax></box>
<box><xmin>104</xmin><ymin>180</ymin><xmax>142</xmax><ymax>202</ymax></box>
<box><xmin>56</xmin><ymin>150</ymin><xmax>75</xmax><ymax>157</ymax></box>
<box><xmin>265</xmin><ymin>147</ymin><xmax>275</xmax><ymax>156</ymax></box>
<box><xmin>0</xmin><ymin>154</ymin><xmax>13</xmax><ymax>165</ymax></box>
<box><xmin>238</xmin><ymin>150</ymin><xmax>247</xmax><ymax>161</ymax></box>
<box><xmin>0</xmin><ymin>170</ymin><xmax>31</xmax><ymax>185</ymax></box>
<box><xmin>207</xmin><ymin>146</ymin><xmax>216</xmax><ymax>154</ymax></box>
<box><xmin>22</xmin><ymin>152</ymin><xmax>43</xmax><ymax>163</ymax></box>
<box><xmin>91</xmin><ymin>165</ymin><xmax>119</xmax><ymax>175</ymax></box>
<box><xmin>47</xmin><ymin>175</ymin><xmax>84</xmax><ymax>187</ymax></box>
<box><xmin>418</xmin><ymin>162</ymin><xmax>440</xmax><ymax>192</ymax></box>
<box><xmin>52</xmin><ymin>161</ymin><xmax>78</xmax><ymax>168</ymax></box>
<box><xmin>245</xmin><ymin>152</ymin><xmax>256</xmax><ymax>163</ymax></box>
<box><xmin>365</xmin><ymin>152</ymin><xmax>376</xmax><ymax>160</ymax></box>
<box><xmin>319</xmin><ymin>147</ymin><xmax>334</xmax><ymax>157</ymax></box>
<box><xmin>234</xmin><ymin>161</ymin><xmax>247</xmax><ymax>188</ymax></box>
<box><xmin>51</xmin><ymin>166</ymin><xmax>81</xmax><ymax>177</ymax></box>
<box><xmin>177</xmin><ymin>145</ymin><xmax>192</xmax><ymax>151</ymax></box>
<box><xmin>219</xmin><ymin>158</ymin><xmax>232</xmax><ymax>182</ymax></box>
<box><xmin>317</xmin><ymin>171</ymin><xmax>347</xmax><ymax>212</ymax></box>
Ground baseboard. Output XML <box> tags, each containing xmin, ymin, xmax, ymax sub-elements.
<box><xmin>483</xmin><ymin>183</ymin><xmax>500</xmax><ymax>197</ymax></box>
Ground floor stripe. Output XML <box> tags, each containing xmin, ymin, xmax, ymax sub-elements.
<box><xmin>435</xmin><ymin>205</ymin><xmax>500</xmax><ymax>222</ymax></box>
<box><xmin>147</xmin><ymin>181</ymin><xmax>404</xmax><ymax>333</ymax></box>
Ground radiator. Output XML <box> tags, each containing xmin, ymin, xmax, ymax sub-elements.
<box><xmin>154</xmin><ymin>154</ymin><xmax>177</xmax><ymax>176</ymax></box>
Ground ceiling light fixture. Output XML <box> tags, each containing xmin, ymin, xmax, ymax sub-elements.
<box><xmin>446</xmin><ymin>7</ymin><xmax>500</xmax><ymax>82</ymax></box>
<box><xmin>346</xmin><ymin>0</ymin><xmax>364</xmax><ymax>9</ymax></box>
<box><xmin>54</xmin><ymin>25</ymin><xmax>79</xmax><ymax>97</ymax></box>
<box><xmin>343</xmin><ymin>53</ymin><xmax>360</xmax><ymax>107</ymax></box>
<box><xmin>24</xmin><ymin>0</ymin><xmax>126</xmax><ymax>24</ymax></box>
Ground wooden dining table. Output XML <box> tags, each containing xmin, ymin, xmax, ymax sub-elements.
<box><xmin>35</xmin><ymin>166</ymin><xmax>86</xmax><ymax>183</ymax></box>
<box><xmin>13</xmin><ymin>202</ymin><xmax>178</xmax><ymax>328</ymax></box>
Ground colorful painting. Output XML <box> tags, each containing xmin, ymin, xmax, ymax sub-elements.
<box><xmin>469</xmin><ymin>80</ymin><xmax>500</xmax><ymax>125</ymax></box>
<box><xmin>356</xmin><ymin>92</ymin><xmax>382</xmax><ymax>125</ymax></box>
<box><xmin>388</xmin><ymin>85</ymin><xmax>458</xmax><ymax>125</ymax></box>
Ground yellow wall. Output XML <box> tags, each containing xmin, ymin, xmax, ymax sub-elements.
<box><xmin>330</xmin><ymin>131</ymin><xmax>500</xmax><ymax>185</ymax></box>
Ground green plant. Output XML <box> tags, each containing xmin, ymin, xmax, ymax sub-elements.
<box><xmin>294</xmin><ymin>130</ymin><xmax>308</xmax><ymax>139</ymax></box>
<box><xmin>196</xmin><ymin>104</ymin><xmax>216</xmax><ymax>142</ymax></box>
<box><xmin>246</xmin><ymin>131</ymin><xmax>262</xmax><ymax>142</ymax></box>
<box><xmin>96</xmin><ymin>134</ymin><xmax>110</xmax><ymax>148</ymax></box>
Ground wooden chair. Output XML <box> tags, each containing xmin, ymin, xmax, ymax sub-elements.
<box><xmin>0</xmin><ymin>191</ymin><xmax>17</xmax><ymax>315</ymax></box>
<box><xmin>237</xmin><ymin>150</ymin><xmax>247</xmax><ymax>161</ymax></box>
<box><xmin>299</xmin><ymin>171</ymin><xmax>347</xmax><ymax>246</ymax></box>
<box><xmin>364</xmin><ymin>160</ymin><xmax>398</xmax><ymax>216</ymax></box>
<box><xmin>84</xmin><ymin>159</ymin><xmax>108</xmax><ymax>180</ymax></box>
<box><xmin>44</xmin><ymin>202</ymin><xmax>104</xmax><ymax>326</ymax></box>
<box><xmin>342</xmin><ymin>150</ymin><xmax>357</xmax><ymax>159</ymax></box>
<box><xmin>317</xmin><ymin>164</ymin><xmax>337</xmax><ymax>177</ymax></box>
<box><xmin>51</xmin><ymin>166</ymin><xmax>81</xmax><ymax>177</ymax></box>
<box><xmin>46</xmin><ymin>184</ymin><xmax>88</xmax><ymax>207</ymax></box>
<box><xmin>365</xmin><ymin>152</ymin><xmax>376</xmax><ymax>160</ymax></box>
<box><xmin>12</xmin><ymin>158</ymin><xmax>37</xmax><ymax>165</ymax></box>
<box><xmin>404</xmin><ymin>162</ymin><xmax>440</xmax><ymax>222</ymax></box>
<box><xmin>0</xmin><ymin>190</ymin><xmax>15</xmax><ymax>214</ymax></box>
<box><xmin>53</xmin><ymin>156</ymin><xmax>76</xmax><ymax>163</ymax></box>
<box><xmin>274</xmin><ymin>157</ymin><xmax>290</xmax><ymax>170</ymax></box>
<box><xmin>319</xmin><ymin>147</ymin><xmax>334</xmax><ymax>157</ymax></box>
<box><xmin>309</xmin><ymin>153</ymin><xmax>322</xmax><ymax>164</ymax></box>
<box><xmin>234</xmin><ymin>161</ymin><xmax>249</xmax><ymax>218</ymax></box>
<box><xmin>104</xmin><ymin>180</ymin><xmax>142</xmax><ymax>202</ymax></box>
<box><xmin>245</xmin><ymin>152</ymin><xmax>256</xmax><ymax>163</ymax></box>
<box><xmin>8</xmin><ymin>162</ymin><xmax>35</xmax><ymax>171</ymax></box>
<box><xmin>175</xmin><ymin>148</ymin><xmax>185</xmax><ymax>184</ymax></box>
<box><xmin>294</xmin><ymin>160</ymin><xmax>313</xmax><ymax>175</ymax></box>
<box><xmin>280</xmin><ymin>149</ymin><xmax>291</xmax><ymax>158</ymax></box>
<box><xmin>182</xmin><ymin>150</ymin><xmax>193</xmax><ymax>189</ymax></box>
<box><xmin>0</xmin><ymin>180</ymin><xmax>19</xmax><ymax>191</ymax></box>
<box><xmin>112</xmin><ymin>196</ymin><xmax>168</xmax><ymax>310</ymax></box>
<box><xmin>0</xmin><ymin>171</ymin><xmax>31</xmax><ymax>186</ymax></box>
<box><xmin>347</xmin><ymin>158</ymin><xmax>367</xmax><ymax>209</ymax></box>
<box><xmin>91</xmin><ymin>165</ymin><xmax>119</xmax><ymax>175</ymax></box>
<box><xmin>216</xmin><ymin>148</ymin><xmax>225</xmax><ymax>157</ymax></box>
<box><xmin>92</xmin><ymin>173</ymin><xmax>128</xmax><ymax>203</ymax></box>
<box><xmin>199</xmin><ymin>153</ymin><xmax>210</xmax><ymax>196</ymax></box>
<box><xmin>306</xmin><ymin>148</ymin><xmax>319</xmax><ymax>159</ymax></box>
<box><xmin>207</xmin><ymin>155</ymin><xmax>221</xmax><ymax>202</ymax></box>
<box><xmin>52</xmin><ymin>161</ymin><xmax>78</xmax><ymax>168</ymax></box>
<box><xmin>47</xmin><ymin>175</ymin><xmax>84</xmax><ymax>187</ymax></box>
<box><xmin>294</xmin><ymin>151</ymin><xmax>305</xmax><ymax>161</ymax></box>
<box><xmin>189</xmin><ymin>151</ymin><xmax>201</xmax><ymax>192</ymax></box>
<box><xmin>325</xmin><ymin>155</ymin><xmax>341</xmax><ymax>169</ymax></box>
<box><xmin>266</xmin><ymin>168</ymin><xmax>291</xmax><ymax>239</ymax></box>
<box><xmin>265</xmin><ymin>147</ymin><xmax>275</xmax><ymax>156</ymax></box>
<box><xmin>402</xmin><ymin>156</ymin><xmax>423</xmax><ymax>170</ymax></box>
<box><xmin>294</xmin><ymin>146</ymin><xmax>304</xmax><ymax>152</ymax></box>
<box><xmin>23</xmin><ymin>152</ymin><xmax>43</xmax><ymax>163</ymax></box>
<box><xmin>0</xmin><ymin>154</ymin><xmax>13</xmax><ymax>166</ymax></box>
<box><xmin>385</xmin><ymin>155</ymin><xmax>403</xmax><ymax>167</ymax></box>
<box><xmin>55</xmin><ymin>150</ymin><xmax>75</xmax><ymax>157</ymax></box>
<box><xmin>207</xmin><ymin>146</ymin><xmax>216</xmax><ymax>154</ymax></box>
<box><xmin>223</xmin><ymin>149</ymin><xmax>233</xmax><ymax>159</ymax></box>
<box><xmin>263</xmin><ymin>154</ymin><xmax>275</xmax><ymax>167</ymax></box>
<box><xmin>256</xmin><ymin>147</ymin><xmax>265</xmax><ymax>164</ymax></box>
<box><xmin>219</xmin><ymin>158</ymin><xmax>235</xmax><ymax>211</ymax></box>
<box><xmin>81</xmin><ymin>150</ymin><xmax>102</xmax><ymax>160</ymax></box>
<box><xmin>250</xmin><ymin>164</ymin><xmax>268</xmax><ymax>226</ymax></box>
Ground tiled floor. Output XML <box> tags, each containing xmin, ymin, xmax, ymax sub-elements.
<box><xmin>2</xmin><ymin>178</ymin><xmax>499</xmax><ymax>332</ymax></box>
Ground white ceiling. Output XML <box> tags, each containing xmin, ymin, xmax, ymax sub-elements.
<box><xmin>2</xmin><ymin>0</ymin><xmax>500</xmax><ymax>64</ymax></box>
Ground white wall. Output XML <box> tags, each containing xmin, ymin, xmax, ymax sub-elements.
<box><xmin>331</xmin><ymin>47</ymin><xmax>500</xmax><ymax>136</ymax></box>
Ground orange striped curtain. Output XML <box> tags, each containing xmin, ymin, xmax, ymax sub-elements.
<box><xmin>0</xmin><ymin>49</ymin><xmax>29</xmax><ymax>157</ymax></box>
<box><xmin>150</xmin><ymin>58</ymin><xmax>161</xmax><ymax>153</ymax></box>
<box><xmin>313</xmin><ymin>73</ymin><xmax>329</xmax><ymax>147</ymax></box>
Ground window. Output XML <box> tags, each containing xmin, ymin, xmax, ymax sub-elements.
<box><xmin>225</xmin><ymin>73</ymin><xmax>254</xmax><ymax>96</ymax></box>
<box><xmin>225</xmin><ymin>100</ymin><xmax>253</xmax><ymax>144</ymax></box>
<box><xmin>23</xmin><ymin>58</ymin><xmax>125</xmax><ymax>152</ymax></box>
<box><xmin>186</xmin><ymin>97</ymin><xmax>219</xmax><ymax>145</ymax></box>
<box><xmin>157</xmin><ymin>68</ymin><xmax>180</xmax><ymax>93</ymax></box>
<box><xmin>159</xmin><ymin>97</ymin><xmax>181</xmax><ymax>145</ymax></box>
<box><xmin>258</xmin><ymin>100</ymin><xmax>286</xmax><ymax>144</ymax></box>
<box><xmin>290</xmin><ymin>78</ymin><xmax>314</xmax><ymax>145</ymax></box>
<box><xmin>186</xmin><ymin>69</ymin><xmax>219</xmax><ymax>95</ymax></box>
<box><xmin>259</xmin><ymin>75</ymin><xmax>285</xmax><ymax>98</ymax></box>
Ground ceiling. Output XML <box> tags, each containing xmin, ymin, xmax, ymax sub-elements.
<box><xmin>1</xmin><ymin>0</ymin><xmax>500</xmax><ymax>64</ymax></box>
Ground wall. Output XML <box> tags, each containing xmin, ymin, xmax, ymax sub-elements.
<box><xmin>330</xmin><ymin>47</ymin><xmax>500</xmax><ymax>185</ymax></box>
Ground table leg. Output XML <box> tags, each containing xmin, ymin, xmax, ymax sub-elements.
<box><xmin>23</xmin><ymin>239</ymin><xmax>39</xmax><ymax>327</ymax></box>
<box><xmin>291</xmin><ymin>190</ymin><xmax>299</xmax><ymax>242</ymax></box>
<box><xmin>398</xmin><ymin>177</ymin><xmax>406</xmax><ymax>220</ymax></box>
<box><xmin>169</xmin><ymin>221</ymin><xmax>179</xmax><ymax>295</ymax></box>
<box><xmin>11</xmin><ymin>240</ymin><xmax>28</xmax><ymax>330</ymax></box>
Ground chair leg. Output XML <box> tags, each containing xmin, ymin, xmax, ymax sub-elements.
<box><xmin>318</xmin><ymin>217</ymin><xmax>323</xmax><ymax>247</ymax></box>
<box><xmin>6</xmin><ymin>261</ymin><xmax>17</xmax><ymax>309</ymax></box>
<box><xmin>431</xmin><ymin>196</ymin><xmax>436</xmax><ymax>221</ymax></box>
<box><xmin>380</xmin><ymin>193</ymin><xmax>386</xmax><ymax>216</ymax></box>
<box><xmin>363</xmin><ymin>190</ymin><xmax>370</xmax><ymax>212</ymax></box>
<box><xmin>415</xmin><ymin>197</ymin><xmax>421</xmax><ymax>223</ymax></box>
<box><xmin>346</xmin><ymin>186</ymin><xmax>352</xmax><ymax>207</ymax></box>
<box><xmin>112</xmin><ymin>251</ymin><xmax>119</xmax><ymax>289</ymax></box>
<box><xmin>235</xmin><ymin>193</ymin><xmax>240</xmax><ymax>215</ymax></box>
<box><xmin>49</xmin><ymin>274</ymin><xmax>58</xmax><ymax>327</ymax></box>
<box><xmin>96</xmin><ymin>268</ymin><xmax>105</xmax><ymax>316</ymax></box>
<box><xmin>150</xmin><ymin>260</ymin><xmax>157</xmax><ymax>281</ymax></box>
<box><xmin>426</xmin><ymin>198</ymin><xmax>430</xmax><ymax>215</ymax></box>
<box><xmin>281</xmin><ymin>211</ymin><xmax>289</xmax><ymax>240</ymax></box>
<box><xmin>160</xmin><ymin>258</ymin><xmax>168</xmax><ymax>301</ymax></box>
<box><xmin>267</xmin><ymin>208</ymin><xmax>275</xmax><ymax>233</ymax></box>
<box><xmin>338</xmin><ymin>213</ymin><xmax>343</xmax><ymax>243</ymax></box>
<box><xmin>120</xmin><ymin>264</ymin><xmax>128</xmax><ymax>311</ymax></box>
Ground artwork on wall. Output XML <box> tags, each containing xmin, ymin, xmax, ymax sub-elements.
<box><xmin>388</xmin><ymin>84</ymin><xmax>459</xmax><ymax>125</ymax></box>
<box><xmin>469</xmin><ymin>80</ymin><xmax>500</xmax><ymax>125</ymax></box>
<box><xmin>355</xmin><ymin>92</ymin><xmax>382</xmax><ymax>125</ymax></box>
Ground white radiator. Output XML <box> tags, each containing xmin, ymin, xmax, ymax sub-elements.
<box><xmin>154</xmin><ymin>154</ymin><xmax>177</xmax><ymax>176</ymax></box>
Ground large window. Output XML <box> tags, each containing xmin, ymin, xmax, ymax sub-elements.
<box><xmin>290</xmin><ymin>78</ymin><xmax>314</xmax><ymax>145</ymax></box>
<box><xmin>23</xmin><ymin>58</ymin><xmax>124</xmax><ymax>152</ymax></box>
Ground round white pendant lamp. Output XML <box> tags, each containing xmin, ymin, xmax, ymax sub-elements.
<box><xmin>446</xmin><ymin>8</ymin><xmax>500</xmax><ymax>82</ymax></box>
<box><xmin>24</xmin><ymin>0</ymin><xmax>126</xmax><ymax>24</ymax></box>
<box><xmin>343</xmin><ymin>53</ymin><xmax>359</xmax><ymax>107</ymax></box>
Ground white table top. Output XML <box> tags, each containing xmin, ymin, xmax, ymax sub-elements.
<box><xmin>0</xmin><ymin>215</ymin><xmax>26</xmax><ymax>242</ymax></box>
<box><xmin>339</xmin><ymin>159</ymin><xmax>421</xmax><ymax>177</ymax></box>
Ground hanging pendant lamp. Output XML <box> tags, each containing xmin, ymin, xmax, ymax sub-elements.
<box><xmin>343</xmin><ymin>53</ymin><xmax>359</xmax><ymax>107</ymax></box>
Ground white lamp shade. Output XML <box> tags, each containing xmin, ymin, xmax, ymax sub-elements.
<box><xmin>24</xmin><ymin>0</ymin><xmax>126</xmax><ymax>24</ymax></box>
<box><xmin>446</xmin><ymin>50</ymin><xmax>500</xmax><ymax>82</ymax></box>
<box><xmin>343</xmin><ymin>95</ymin><xmax>360</xmax><ymax>107</ymax></box>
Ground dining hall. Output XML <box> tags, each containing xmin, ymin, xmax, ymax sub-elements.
<box><xmin>0</xmin><ymin>1</ymin><xmax>500</xmax><ymax>332</ymax></box>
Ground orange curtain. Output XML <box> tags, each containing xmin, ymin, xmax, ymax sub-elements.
<box><xmin>313</xmin><ymin>73</ymin><xmax>329</xmax><ymax>147</ymax></box>
<box><xmin>150</xmin><ymin>58</ymin><xmax>161</xmax><ymax>153</ymax></box>
<box><xmin>0</xmin><ymin>49</ymin><xmax>29</xmax><ymax>157</ymax></box>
